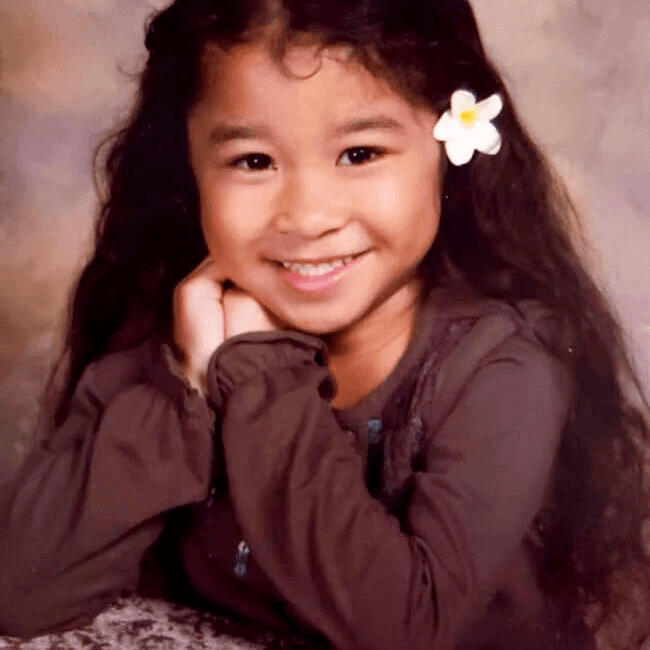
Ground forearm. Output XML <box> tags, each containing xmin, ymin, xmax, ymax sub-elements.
<box><xmin>0</xmin><ymin>351</ymin><xmax>215</xmax><ymax>637</ymax></box>
<box><xmin>209</xmin><ymin>335</ymin><xmax>466</xmax><ymax>650</ymax></box>
<box><xmin>209</xmin><ymin>330</ymin><xmax>568</xmax><ymax>650</ymax></box>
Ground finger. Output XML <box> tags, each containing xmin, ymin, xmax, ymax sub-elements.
<box><xmin>186</xmin><ymin>255</ymin><xmax>227</xmax><ymax>284</ymax></box>
<box><xmin>223</xmin><ymin>288</ymin><xmax>282</xmax><ymax>338</ymax></box>
<box><xmin>174</xmin><ymin>256</ymin><xmax>227</xmax><ymax>303</ymax></box>
<box><xmin>225</xmin><ymin>287</ymin><xmax>287</xmax><ymax>329</ymax></box>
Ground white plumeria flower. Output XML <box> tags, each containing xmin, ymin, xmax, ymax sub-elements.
<box><xmin>433</xmin><ymin>90</ymin><xmax>504</xmax><ymax>166</ymax></box>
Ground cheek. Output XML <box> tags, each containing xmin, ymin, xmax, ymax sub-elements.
<box><xmin>356</xmin><ymin>174</ymin><xmax>410</xmax><ymax>238</ymax></box>
<box><xmin>409</xmin><ymin>155</ymin><xmax>443</xmax><ymax>241</ymax></box>
<box><xmin>197</xmin><ymin>182</ymin><xmax>261</xmax><ymax>259</ymax></box>
<box><xmin>368</xmin><ymin>167</ymin><xmax>441</xmax><ymax>246</ymax></box>
<box><xmin>198</xmin><ymin>193</ymin><xmax>230</xmax><ymax>257</ymax></box>
<box><xmin>372</xmin><ymin>176</ymin><xmax>402</xmax><ymax>217</ymax></box>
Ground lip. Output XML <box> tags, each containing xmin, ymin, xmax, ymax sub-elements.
<box><xmin>279</xmin><ymin>253</ymin><xmax>365</xmax><ymax>293</ymax></box>
<box><xmin>276</xmin><ymin>253</ymin><xmax>363</xmax><ymax>266</ymax></box>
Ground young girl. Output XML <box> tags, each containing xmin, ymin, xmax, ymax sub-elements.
<box><xmin>1</xmin><ymin>0</ymin><xmax>648</xmax><ymax>648</ymax></box>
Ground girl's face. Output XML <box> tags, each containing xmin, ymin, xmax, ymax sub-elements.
<box><xmin>187</xmin><ymin>43</ymin><xmax>442</xmax><ymax>336</ymax></box>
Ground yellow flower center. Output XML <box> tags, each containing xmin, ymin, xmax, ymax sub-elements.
<box><xmin>459</xmin><ymin>107</ymin><xmax>479</xmax><ymax>128</ymax></box>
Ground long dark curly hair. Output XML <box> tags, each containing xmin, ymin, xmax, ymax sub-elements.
<box><xmin>47</xmin><ymin>0</ymin><xmax>650</xmax><ymax>645</ymax></box>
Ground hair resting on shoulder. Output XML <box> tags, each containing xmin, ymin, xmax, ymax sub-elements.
<box><xmin>46</xmin><ymin>0</ymin><xmax>649</xmax><ymax>645</ymax></box>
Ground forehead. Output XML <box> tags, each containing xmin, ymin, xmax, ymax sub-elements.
<box><xmin>192</xmin><ymin>42</ymin><xmax>423</xmax><ymax>125</ymax></box>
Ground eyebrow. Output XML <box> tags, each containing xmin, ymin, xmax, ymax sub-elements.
<box><xmin>208</xmin><ymin>124</ymin><xmax>271</xmax><ymax>146</ymax></box>
<box><xmin>332</xmin><ymin>115</ymin><xmax>407</xmax><ymax>136</ymax></box>
<box><xmin>207</xmin><ymin>114</ymin><xmax>406</xmax><ymax>147</ymax></box>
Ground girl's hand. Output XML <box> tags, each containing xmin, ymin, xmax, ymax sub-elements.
<box><xmin>222</xmin><ymin>286</ymin><xmax>281</xmax><ymax>340</ymax></box>
<box><xmin>173</xmin><ymin>257</ymin><xmax>280</xmax><ymax>394</ymax></box>
<box><xmin>173</xmin><ymin>257</ymin><xmax>226</xmax><ymax>393</ymax></box>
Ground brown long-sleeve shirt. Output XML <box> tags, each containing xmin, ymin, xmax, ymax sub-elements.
<box><xmin>0</xmin><ymin>287</ymin><xmax>592</xmax><ymax>649</ymax></box>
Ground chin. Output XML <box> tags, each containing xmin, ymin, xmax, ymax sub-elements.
<box><xmin>282</xmin><ymin>318</ymin><xmax>337</xmax><ymax>336</ymax></box>
<box><xmin>255</xmin><ymin>291</ymin><xmax>369</xmax><ymax>338</ymax></box>
<box><xmin>281</xmin><ymin>312</ymin><xmax>358</xmax><ymax>337</ymax></box>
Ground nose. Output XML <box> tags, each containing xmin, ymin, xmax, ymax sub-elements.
<box><xmin>273</xmin><ymin>167</ymin><xmax>347</xmax><ymax>238</ymax></box>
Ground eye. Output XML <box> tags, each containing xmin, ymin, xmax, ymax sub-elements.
<box><xmin>338</xmin><ymin>146</ymin><xmax>386</xmax><ymax>166</ymax></box>
<box><xmin>230</xmin><ymin>153</ymin><xmax>275</xmax><ymax>171</ymax></box>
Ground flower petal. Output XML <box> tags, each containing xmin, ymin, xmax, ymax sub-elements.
<box><xmin>472</xmin><ymin>121</ymin><xmax>502</xmax><ymax>156</ymax></box>
<box><xmin>476</xmin><ymin>93</ymin><xmax>503</xmax><ymax>122</ymax></box>
<box><xmin>433</xmin><ymin>112</ymin><xmax>464</xmax><ymax>141</ymax></box>
<box><xmin>450</xmin><ymin>90</ymin><xmax>476</xmax><ymax>119</ymax></box>
<box><xmin>446</xmin><ymin>136</ymin><xmax>476</xmax><ymax>166</ymax></box>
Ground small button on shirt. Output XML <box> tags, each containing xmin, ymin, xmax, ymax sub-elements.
<box><xmin>366</xmin><ymin>418</ymin><xmax>383</xmax><ymax>444</ymax></box>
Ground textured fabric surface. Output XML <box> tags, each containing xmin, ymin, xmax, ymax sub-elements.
<box><xmin>0</xmin><ymin>595</ymin><xmax>647</xmax><ymax>650</ymax></box>
<box><xmin>0</xmin><ymin>595</ymin><xmax>315</xmax><ymax>650</ymax></box>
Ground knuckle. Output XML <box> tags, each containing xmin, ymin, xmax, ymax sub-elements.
<box><xmin>223</xmin><ymin>288</ymin><xmax>246</xmax><ymax>307</ymax></box>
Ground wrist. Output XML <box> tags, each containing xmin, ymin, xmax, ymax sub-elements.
<box><xmin>165</xmin><ymin>341</ymin><xmax>209</xmax><ymax>398</ymax></box>
<box><xmin>184</xmin><ymin>367</ymin><xmax>208</xmax><ymax>397</ymax></box>
<box><xmin>207</xmin><ymin>331</ymin><xmax>333</xmax><ymax>409</ymax></box>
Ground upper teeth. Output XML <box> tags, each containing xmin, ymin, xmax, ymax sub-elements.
<box><xmin>281</xmin><ymin>256</ymin><xmax>355</xmax><ymax>276</ymax></box>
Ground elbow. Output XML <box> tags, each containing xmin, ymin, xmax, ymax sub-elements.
<box><xmin>0</xmin><ymin>558</ymin><xmax>49</xmax><ymax>637</ymax></box>
<box><xmin>0</xmin><ymin>588</ymin><xmax>47</xmax><ymax>638</ymax></box>
<box><xmin>0</xmin><ymin>614</ymin><xmax>46</xmax><ymax>640</ymax></box>
<box><xmin>0</xmin><ymin>582</ymin><xmax>104</xmax><ymax>639</ymax></box>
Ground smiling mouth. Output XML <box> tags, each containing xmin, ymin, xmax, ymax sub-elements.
<box><xmin>276</xmin><ymin>253</ymin><xmax>365</xmax><ymax>276</ymax></box>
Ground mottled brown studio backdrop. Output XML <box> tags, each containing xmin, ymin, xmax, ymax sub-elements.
<box><xmin>0</xmin><ymin>0</ymin><xmax>648</xmax><ymax>482</ymax></box>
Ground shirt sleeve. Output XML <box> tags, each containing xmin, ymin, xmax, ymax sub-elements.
<box><xmin>0</xmin><ymin>339</ymin><xmax>215</xmax><ymax>638</ymax></box>
<box><xmin>208</xmin><ymin>327</ymin><xmax>570</xmax><ymax>650</ymax></box>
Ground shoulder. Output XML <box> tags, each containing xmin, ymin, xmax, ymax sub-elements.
<box><xmin>80</xmin><ymin>329</ymin><xmax>210</xmax><ymax>421</ymax></box>
<box><xmin>76</xmin><ymin>334</ymin><xmax>164</xmax><ymax>408</ymax></box>
<box><xmin>415</xmin><ymin>288</ymin><xmax>573</xmax><ymax>430</ymax></box>
<box><xmin>34</xmin><ymin>333</ymin><xmax>175</xmax><ymax>450</ymax></box>
<box><xmin>424</xmin><ymin>286</ymin><xmax>572</xmax><ymax>363</ymax></box>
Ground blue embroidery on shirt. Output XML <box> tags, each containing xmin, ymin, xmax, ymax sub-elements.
<box><xmin>234</xmin><ymin>540</ymin><xmax>251</xmax><ymax>578</ymax></box>
<box><xmin>367</xmin><ymin>418</ymin><xmax>383</xmax><ymax>444</ymax></box>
